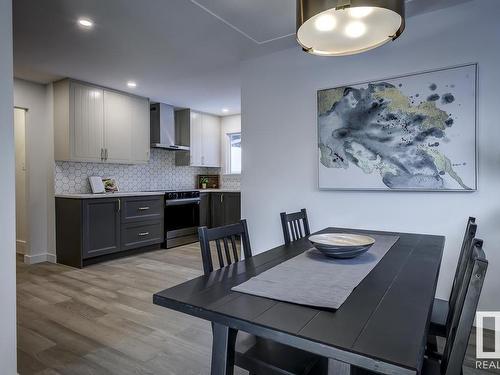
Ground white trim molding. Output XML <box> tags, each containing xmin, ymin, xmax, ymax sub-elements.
<box><xmin>16</xmin><ymin>239</ymin><xmax>28</xmax><ymax>255</ymax></box>
<box><xmin>24</xmin><ymin>253</ymin><xmax>56</xmax><ymax>264</ymax></box>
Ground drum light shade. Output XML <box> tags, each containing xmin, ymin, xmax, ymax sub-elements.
<box><xmin>297</xmin><ymin>0</ymin><xmax>405</xmax><ymax>56</ymax></box>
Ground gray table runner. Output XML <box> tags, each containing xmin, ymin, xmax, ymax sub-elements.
<box><xmin>232</xmin><ymin>234</ymin><xmax>399</xmax><ymax>309</ymax></box>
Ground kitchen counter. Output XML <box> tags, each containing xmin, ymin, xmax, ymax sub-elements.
<box><xmin>55</xmin><ymin>191</ymin><xmax>166</xmax><ymax>199</ymax></box>
<box><xmin>196</xmin><ymin>189</ymin><xmax>240</xmax><ymax>193</ymax></box>
<box><xmin>55</xmin><ymin>189</ymin><xmax>240</xmax><ymax>199</ymax></box>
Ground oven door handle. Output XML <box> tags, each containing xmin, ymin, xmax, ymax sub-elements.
<box><xmin>165</xmin><ymin>198</ymin><xmax>201</xmax><ymax>206</ymax></box>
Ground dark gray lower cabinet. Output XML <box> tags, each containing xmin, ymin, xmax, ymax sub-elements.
<box><xmin>199</xmin><ymin>192</ymin><xmax>211</xmax><ymax>227</ymax></box>
<box><xmin>224</xmin><ymin>192</ymin><xmax>241</xmax><ymax>226</ymax></box>
<box><xmin>56</xmin><ymin>195</ymin><xmax>164</xmax><ymax>268</ymax></box>
<box><xmin>210</xmin><ymin>192</ymin><xmax>241</xmax><ymax>228</ymax></box>
<box><xmin>121</xmin><ymin>221</ymin><xmax>164</xmax><ymax>251</ymax></box>
<box><xmin>210</xmin><ymin>193</ymin><xmax>225</xmax><ymax>228</ymax></box>
<box><xmin>83</xmin><ymin>198</ymin><xmax>121</xmax><ymax>259</ymax></box>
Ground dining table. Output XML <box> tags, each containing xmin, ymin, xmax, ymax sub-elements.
<box><xmin>153</xmin><ymin>227</ymin><xmax>445</xmax><ymax>375</ymax></box>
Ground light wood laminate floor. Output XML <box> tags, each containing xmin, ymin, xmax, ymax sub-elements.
<box><xmin>17</xmin><ymin>244</ymin><xmax>497</xmax><ymax>374</ymax></box>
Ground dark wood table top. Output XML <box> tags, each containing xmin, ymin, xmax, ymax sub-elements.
<box><xmin>153</xmin><ymin>227</ymin><xmax>445</xmax><ymax>374</ymax></box>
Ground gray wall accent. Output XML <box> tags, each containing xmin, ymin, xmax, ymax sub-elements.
<box><xmin>55</xmin><ymin>149</ymin><xmax>219</xmax><ymax>194</ymax></box>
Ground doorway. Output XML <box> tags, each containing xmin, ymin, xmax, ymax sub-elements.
<box><xmin>14</xmin><ymin>107</ymin><xmax>28</xmax><ymax>255</ymax></box>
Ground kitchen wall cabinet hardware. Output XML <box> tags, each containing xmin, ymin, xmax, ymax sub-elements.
<box><xmin>54</xmin><ymin>79</ymin><xmax>150</xmax><ymax>165</ymax></box>
<box><xmin>175</xmin><ymin>109</ymin><xmax>221</xmax><ymax>167</ymax></box>
<box><xmin>56</xmin><ymin>194</ymin><xmax>164</xmax><ymax>268</ymax></box>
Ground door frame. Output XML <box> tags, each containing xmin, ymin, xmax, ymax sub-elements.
<box><xmin>14</xmin><ymin>106</ymin><xmax>29</xmax><ymax>256</ymax></box>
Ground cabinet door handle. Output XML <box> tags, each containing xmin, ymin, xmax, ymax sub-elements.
<box><xmin>138</xmin><ymin>207</ymin><xmax>150</xmax><ymax>211</ymax></box>
<box><xmin>138</xmin><ymin>232</ymin><xmax>150</xmax><ymax>237</ymax></box>
<box><xmin>220</xmin><ymin>194</ymin><xmax>223</xmax><ymax>203</ymax></box>
<box><xmin>105</xmin><ymin>148</ymin><xmax>108</xmax><ymax>161</ymax></box>
<box><xmin>117</xmin><ymin>199</ymin><xmax>121</xmax><ymax>212</ymax></box>
<box><xmin>101</xmin><ymin>148</ymin><xmax>104</xmax><ymax>161</ymax></box>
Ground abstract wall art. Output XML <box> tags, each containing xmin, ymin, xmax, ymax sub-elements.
<box><xmin>318</xmin><ymin>64</ymin><xmax>477</xmax><ymax>191</ymax></box>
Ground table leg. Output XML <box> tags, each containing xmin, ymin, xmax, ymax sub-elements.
<box><xmin>211</xmin><ymin>322</ymin><xmax>238</xmax><ymax>375</ymax></box>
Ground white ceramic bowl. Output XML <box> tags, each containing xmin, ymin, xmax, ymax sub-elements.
<box><xmin>308</xmin><ymin>233</ymin><xmax>376</xmax><ymax>259</ymax></box>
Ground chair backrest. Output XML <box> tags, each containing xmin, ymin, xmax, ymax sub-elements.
<box><xmin>446</xmin><ymin>218</ymin><xmax>477</xmax><ymax>332</ymax></box>
<box><xmin>441</xmin><ymin>239</ymin><xmax>488</xmax><ymax>375</ymax></box>
<box><xmin>198</xmin><ymin>219</ymin><xmax>252</xmax><ymax>275</ymax></box>
<box><xmin>280</xmin><ymin>209</ymin><xmax>311</xmax><ymax>245</ymax></box>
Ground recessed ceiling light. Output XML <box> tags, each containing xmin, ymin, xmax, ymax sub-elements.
<box><xmin>345</xmin><ymin>21</ymin><xmax>367</xmax><ymax>38</ymax></box>
<box><xmin>77</xmin><ymin>18</ymin><xmax>94</xmax><ymax>29</ymax></box>
<box><xmin>127</xmin><ymin>81</ymin><xmax>137</xmax><ymax>88</ymax></box>
<box><xmin>222</xmin><ymin>108</ymin><xmax>229</xmax><ymax>113</ymax></box>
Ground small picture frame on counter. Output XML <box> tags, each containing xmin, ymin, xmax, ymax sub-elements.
<box><xmin>88</xmin><ymin>176</ymin><xmax>105</xmax><ymax>194</ymax></box>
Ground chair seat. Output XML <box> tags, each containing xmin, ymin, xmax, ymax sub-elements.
<box><xmin>429</xmin><ymin>298</ymin><xmax>448</xmax><ymax>337</ymax></box>
<box><xmin>235</xmin><ymin>332</ymin><xmax>324</xmax><ymax>375</ymax></box>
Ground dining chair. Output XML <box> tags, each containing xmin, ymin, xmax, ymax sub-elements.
<box><xmin>198</xmin><ymin>220</ymin><xmax>327</xmax><ymax>375</ymax></box>
<box><xmin>429</xmin><ymin>218</ymin><xmax>477</xmax><ymax>338</ymax></box>
<box><xmin>353</xmin><ymin>239</ymin><xmax>488</xmax><ymax>375</ymax></box>
<box><xmin>198</xmin><ymin>219</ymin><xmax>252</xmax><ymax>274</ymax></box>
<box><xmin>280</xmin><ymin>209</ymin><xmax>311</xmax><ymax>245</ymax></box>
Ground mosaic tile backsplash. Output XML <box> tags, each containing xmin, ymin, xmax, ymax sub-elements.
<box><xmin>221</xmin><ymin>174</ymin><xmax>241</xmax><ymax>190</ymax></box>
<box><xmin>55</xmin><ymin>149</ymin><xmax>219</xmax><ymax>194</ymax></box>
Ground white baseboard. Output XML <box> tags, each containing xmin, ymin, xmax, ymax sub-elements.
<box><xmin>16</xmin><ymin>239</ymin><xmax>27</xmax><ymax>255</ymax></box>
<box><xmin>24</xmin><ymin>253</ymin><xmax>57</xmax><ymax>264</ymax></box>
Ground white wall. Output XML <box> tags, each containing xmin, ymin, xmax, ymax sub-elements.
<box><xmin>14</xmin><ymin>79</ymin><xmax>56</xmax><ymax>263</ymax></box>
<box><xmin>241</xmin><ymin>0</ymin><xmax>500</xmax><ymax>313</ymax></box>
<box><xmin>0</xmin><ymin>0</ymin><xmax>17</xmax><ymax>372</ymax></box>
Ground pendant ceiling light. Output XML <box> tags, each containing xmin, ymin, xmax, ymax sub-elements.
<box><xmin>296</xmin><ymin>0</ymin><xmax>405</xmax><ymax>56</ymax></box>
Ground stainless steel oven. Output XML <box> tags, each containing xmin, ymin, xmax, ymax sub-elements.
<box><xmin>164</xmin><ymin>191</ymin><xmax>200</xmax><ymax>248</ymax></box>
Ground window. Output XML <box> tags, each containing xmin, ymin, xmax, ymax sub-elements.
<box><xmin>227</xmin><ymin>132</ymin><xmax>241</xmax><ymax>174</ymax></box>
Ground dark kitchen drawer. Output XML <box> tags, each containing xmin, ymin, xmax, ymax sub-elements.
<box><xmin>121</xmin><ymin>221</ymin><xmax>164</xmax><ymax>251</ymax></box>
<box><xmin>121</xmin><ymin>196</ymin><xmax>164</xmax><ymax>223</ymax></box>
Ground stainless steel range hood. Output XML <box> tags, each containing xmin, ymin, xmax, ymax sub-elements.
<box><xmin>150</xmin><ymin>103</ymin><xmax>189</xmax><ymax>151</ymax></box>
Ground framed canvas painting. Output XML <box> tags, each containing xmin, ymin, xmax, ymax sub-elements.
<box><xmin>317</xmin><ymin>64</ymin><xmax>477</xmax><ymax>191</ymax></box>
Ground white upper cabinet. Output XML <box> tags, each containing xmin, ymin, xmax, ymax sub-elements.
<box><xmin>104</xmin><ymin>90</ymin><xmax>132</xmax><ymax>163</ymax></box>
<box><xmin>190</xmin><ymin>111</ymin><xmax>203</xmax><ymax>166</ymax></box>
<box><xmin>62</xmin><ymin>82</ymin><xmax>104</xmax><ymax>162</ymax></box>
<box><xmin>176</xmin><ymin>110</ymin><xmax>221</xmax><ymax>168</ymax></box>
<box><xmin>54</xmin><ymin>79</ymin><xmax>150</xmax><ymax>164</ymax></box>
<box><xmin>201</xmin><ymin>114</ymin><xmax>221</xmax><ymax>167</ymax></box>
<box><xmin>129</xmin><ymin>95</ymin><xmax>151</xmax><ymax>164</ymax></box>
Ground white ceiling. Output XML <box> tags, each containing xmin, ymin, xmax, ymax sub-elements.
<box><xmin>13</xmin><ymin>0</ymin><xmax>473</xmax><ymax>115</ymax></box>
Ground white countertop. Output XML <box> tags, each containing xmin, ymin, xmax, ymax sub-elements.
<box><xmin>55</xmin><ymin>189</ymin><xmax>240</xmax><ymax>199</ymax></box>
<box><xmin>196</xmin><ymin>189</ymin><xmax>240</xmax><ymax>193</ymax></box>
<box><xmin>55</xmin><ymin>191</ymin><xmax>166</xmax><ymax>199</ymax></box>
